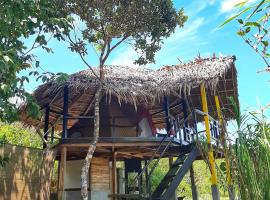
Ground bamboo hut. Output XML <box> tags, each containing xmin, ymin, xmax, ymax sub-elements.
<box><xmin>20</xmin><ymin>56</ymin><xmax>238</xmax><ymax>200</ymax></box>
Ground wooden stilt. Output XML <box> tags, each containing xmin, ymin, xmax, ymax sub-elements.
<box><xmin>144</xmin><ymin>160</ymin><xmax>149</xmax><ymax>195</ymax></box>
<box><xmin>58</xmin><ymin>147</ymin><xmax>67</xmax><ymax>200</ymax></box>
<box><xmin>190</xmin><ymin>164</ymin><xmax>198</xmax><ymax>200</ymax></box>
<box><xmin>182</xmin><ymin>99</ymin><xmax>189</xmax><ymax>142</ymax></box>
<box><xmin>200</xmin><ymin>85</ymin><xmax>220</xmax><ymax>200</ymax></box>
<box><xmin>112</xmin><ymin>152</ymin><xmax>117</xmax><ymax>199</ymax></box>
<box><xmin>164</xmin><ymin>96</ymin><xmax>170</xmax><ymax>133</ymax></box>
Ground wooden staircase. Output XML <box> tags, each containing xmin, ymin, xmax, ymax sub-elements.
<box><xmin>151</xmin><ymin>146</ymin><xmax>199</xmax><ymax>200</ymax></box>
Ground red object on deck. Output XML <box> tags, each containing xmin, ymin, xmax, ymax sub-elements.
<box><xmin>138</xmin><ymin>107</ymin><xmax>157</xmax><ymax>136</ymax></box>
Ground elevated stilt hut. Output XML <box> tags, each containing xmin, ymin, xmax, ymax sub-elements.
<box><xmin>21</xmin><ymin>56</ymin><xmax>239</xmax><ymax>200</ymax></box>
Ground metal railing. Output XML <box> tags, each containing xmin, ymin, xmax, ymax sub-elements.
<box><xmin>125</xmin><ymin>108</ymin><xmax>221</xmax><ymax>198</ymax></box>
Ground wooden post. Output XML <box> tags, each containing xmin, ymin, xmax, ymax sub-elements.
<box><xmin>62</xmin><ymin>85</ymin><xmax>69</xmax><ymax>139</ymax></box>
<box><xmin>164</xmin><ymin>96</ymin><xmax>170</xmax><ymax>134</ymax></box>
<box><xmin>43</xmin><ymin>105</ymin><xmax>50</xmax><ymax>148</ymax></box>
<box><xmin>58</xmin><ymin>147</ymin><xmax>67</xmax><ymax>200</ymax></box>
<box><xmin>192</xmin><ymin>110</ymin><xmax>198</xmax><ymax>141</ymax></box>
<box><xmin>182</xmin><ymin>99</ymin><xmax>189</xmax><ymax>142</ymax></box>
<box><xmin>112</xmin><ymin>152</ymin><xmax>117</xmax><ymax>199</ymax></box>
<box><xmin>169</xmin><ymin>156</ymin><xmax>177</xmax><ymax>200</ymax></box>
<box><xmin>51</xmin><ymin>126</ymin><xmax>54</xmax><ymax>144</ymax></box>
<box><xmin>190</xmin><ymin>164</ymin><xmax>198</xmax><ymax>200</ymax></box>
<box><xmin>200</xmin><ymin>85</ymin><xmax>220</xmax><ymax>200</ymax></box>
<box><xmin>144</xmin><ymin>160</ymin><xmax>149</xmax><ymax>194</ymax></box>
<box><xmin>214</xmin><ymin>95</ymin><xmax>234</xmax><ymax>200</ymax></box>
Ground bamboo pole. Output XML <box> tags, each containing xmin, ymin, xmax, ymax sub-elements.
<box><xmin>200</xmin><ymin>85</ymin><xmax>220</xmax><ymax>200</ymax></box>
<box><xmin>214</xmin><ymin>95</ymin><xmax>234</xmax><ymax>200</ymax></box>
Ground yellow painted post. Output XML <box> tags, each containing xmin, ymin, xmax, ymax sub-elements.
<box><xmin>200</xmin><ymin>85</ymin><xmax>220</xmax><ymax>200</ymax></box>
<box><xmin>214</xmin><ymin>96</ymin><xmax>234</xmax><ymax>200</ymax></box>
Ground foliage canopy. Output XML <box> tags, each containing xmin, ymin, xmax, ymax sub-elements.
<box><xmin>0</xmin><ymin>0</ymin><xmax>72</xmax><ymax>122</ymax></box>
<box><xmin>67</xmin><ymin>0</ymin><xmax>187</xmax><ymax>66</ymax></box>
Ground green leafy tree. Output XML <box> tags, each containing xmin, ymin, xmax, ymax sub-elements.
<box><xmin>0</xmin><ymin>122</ymin><xmax>43</xmax><ymax>168</ymax></box>
<box><xmin>65</xmin><ymin>1</ymin><xmax>187</xmax><ymax>198</ymax></box>
<box><xmin>0</xmin><ymin>0</ymin><xmax>72</xmax><ymax>122</ymax></box>
<box><xmin>0</xmin><ymin>122</ymin><xmax>42</xmax><ymax>148</ymax></box>
<box><xmin>220</xmin><ymin>0</ymin><xmax>270</xmax><ymax>68</ymax></box>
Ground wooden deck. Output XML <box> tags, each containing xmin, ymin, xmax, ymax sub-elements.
<box><xmin>61</xmin><ymin>136</ymin><xmax>181</xmax><ymax>146</ymax></box>
<box><xmin>55</xmin><ymin>137</ymin><xmax>223</xmax><ymax>160</ymax></box>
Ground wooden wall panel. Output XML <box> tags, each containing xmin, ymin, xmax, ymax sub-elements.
<box><xmin>90</xmin><ymin>157</ymin><xmax>110</xmax><ymax>191</ymax></box>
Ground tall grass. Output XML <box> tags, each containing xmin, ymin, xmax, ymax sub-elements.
<box><xmin>229</xmin><ymin>98</ymin><xmax>270</xmax><ymax>200</ymax></box>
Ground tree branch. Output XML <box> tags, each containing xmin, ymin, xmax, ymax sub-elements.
<box><xmin>67</xmin><ymin>34</ymin><xmax>101</xmax><ymax>80</ymax></box>
<box><xmin>242</xmin><ymin>35</ymin><xmax>270</xmax><ymax>68</ymax></box>
<box><xmin>22</xmin><ymin>27</ymin><xmax>47</xmax><ymax>56</ymax></box>
<box><xmin>110</xmin><ymin>35</ymin><xmax>129</xmax><ymax>52</ymax></box>
<box><xmin>101</xmin><ymin>35</ymin><xmax>129</xmax><ymax>64</ymax></box>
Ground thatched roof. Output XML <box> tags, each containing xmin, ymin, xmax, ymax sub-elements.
<box><xmin>21</xmin><ymin>56</ymin><xmax>238</xmax><ymax>129</ymax></box>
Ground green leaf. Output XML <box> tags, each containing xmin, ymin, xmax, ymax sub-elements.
<box><xmin>246</xmin><ymin>0</ymin><xmax>266</xmax><ymax>20</ymax></box>
<box><xmin>219</xmin><ymin>7</ymin><xmax>253</xmax><ymax>27</ymax></box>
<box><xmin>262</xmin><ymin>40</ymin><xmax>268</xmax><ymax>46</ymax></box>
<box><xmin>245</xmin><ymin>27</ymin><xmax>251</xmax><ymax>33</ymax></box>
<box><xmin>220</xmin><ymin>161</ymin><xmax>227</xmax><ymax>172</ymax></box>
<box><xmin>238</xmin><ymin>19</ymin><xmax>244</xmax><ymax>24</ymax></box>
<box><xmin>237</xmin><ymin>30</ymin><xmax>246</xmax><ymax>36</ymax></box>
<box><xmin>244</xmin><ymin>21</ymin><xmax>260</xmax><ymax>27</ymax></box>
<box><xmin>234</xmin><ymin>1</ymin><xmax>248</xmax><ymax>8</ymax></box>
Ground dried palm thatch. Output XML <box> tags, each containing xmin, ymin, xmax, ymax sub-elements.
<box><xmin>21</xmin><ymin>56</ymin><xmax>238</xmax><ymax>129</ymax></box>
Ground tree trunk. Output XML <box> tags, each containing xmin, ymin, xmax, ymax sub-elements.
<box><xmin>81</xmin><ymin>87</ymin><xmax>101</xmax><ymax>200</ymax></box>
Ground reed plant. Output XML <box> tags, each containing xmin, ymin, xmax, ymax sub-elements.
<box><xmin>229</xmin><ymin>98</ymin><xmax>270</xmax><ymax>200</ymax></box>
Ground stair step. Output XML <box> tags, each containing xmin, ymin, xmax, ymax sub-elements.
<box><xmin>171</xmin><ymin>156</ymin><xmax>187</xmax><ymax>167</ymax></box>
<box><xmin>151</xmin><ymin>147</ymin><xmax>199</xmax><ymax>200</ymax></box>
<box><xmin>152</xmin><ymin>174</ymin><xmax>176</xmax><ymax>197</ymax></box>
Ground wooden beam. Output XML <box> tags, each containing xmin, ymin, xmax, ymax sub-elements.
<box><xmin>58</xmin><ymin>147</ymin><xmax>67</xmax><ymax>200</ymax></box>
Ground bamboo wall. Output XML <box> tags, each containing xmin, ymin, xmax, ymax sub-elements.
<box><xmin>0</xmin><ymin>144</ymin><xmax>55</xmax><ymax>200</ymax></box>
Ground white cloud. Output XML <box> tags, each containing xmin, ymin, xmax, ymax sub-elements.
<box><xmin>108</xmin><ymin>46</ymin><xmax>139</xmax><ymax>67</ymax></box>
<box><xmin>186</xmin><ymin>1</ymin><xmax>216</xmax><ymax>18</ymax></box>
<box><xmin>220</xmin><ymin>0</ymin><xmax>257</xmax><ymax>13</ymax></box>
<box><xmin>165</xmin><ymin>17</ymin><xmax>205</xmax><ymax>43</ymax></box>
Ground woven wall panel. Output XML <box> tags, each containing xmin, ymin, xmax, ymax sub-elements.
<box><xmin>0</xmin><ymin>144</ymin><xmax>55</xmax><ymax>200</ymax></box>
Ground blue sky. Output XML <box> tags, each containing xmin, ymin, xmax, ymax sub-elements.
<box><xmin>22</xmin><ymin>0</ymin><xmax>270</xmax><ymax>112</ymax></box>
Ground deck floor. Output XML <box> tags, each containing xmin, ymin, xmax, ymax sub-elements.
<box><xmin>56</xmin><ymin>137</ymin><xmax>195</xmax><ymax>160</ymax></box>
